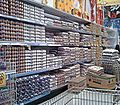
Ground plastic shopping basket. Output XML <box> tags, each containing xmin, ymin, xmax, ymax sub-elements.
<box><xmin>39</xmin><ymin>88</ymin><xmax>120</xmax><ymax>105</ymax></box>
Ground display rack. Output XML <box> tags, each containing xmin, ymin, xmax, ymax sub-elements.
<box><xmin>0</xmin><ymin>62</ymin><xmax>16</xmax><ymax>105</ymax></box>
<box><xmin>0</xmin><ymin>14</ymin><xmax>44</xmax><ymax>26</ymax></box>
<box><xmin>0</xmin><ymin>0</ymin><xmax>116</xmax><ymax>104</ymax></box>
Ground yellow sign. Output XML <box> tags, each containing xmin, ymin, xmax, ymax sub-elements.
<box><xmin>0</xmin><ymin>72</ymin><xmax>6</xmax><ymax>87</ymax></box>
<box><xmin>97</xmin><ymin>0</ymin><xmax>120</xmax><ymax>6</ymax></box>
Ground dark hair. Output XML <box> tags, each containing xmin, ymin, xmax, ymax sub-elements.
<box><xmin>115</xmin><ymin>44</ymin><xmax>120</xmax><ymax>54</ymax></box>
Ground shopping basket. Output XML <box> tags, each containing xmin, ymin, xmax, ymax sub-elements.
<box><xmin>39</xmin><ymin>88</ymin><xmax>120</xmax><ymax>105</ymax></box>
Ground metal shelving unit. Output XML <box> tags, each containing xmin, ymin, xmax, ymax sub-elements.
<box><xmin>45</xmin><ymin>25</ymin><xmax>79</xmax><ymax>32</ymax></box>
<box><xmin>0</xmin><ymin>14</ymin><xmax>44</xmax><ymax>26</ymax></box>
<box><xmin>16</xmin><ymin>66</ymin><xmax>62</xmax><ymax>78</ymax></box>
<box><xmin>0</xmin><ymin>41</ymin><xmax>93</xmax><ymax>48</ymax></box>
<box><xmin>22</xmin><ymin>0</ymin><xmax>91</xmax><ymax>24</ymax></box>
<box><xmin>0</xmin><ymin>62</ymin><xmax>16</xmax><ymax>105</ymax></box>
<box><xmin>22</xmin><ymin>91</ymin><xmax>50</xmax><ymax>105</ymax></box>
<box><xmin>0</xmin><ymin>0</ymin><xmax>116</xmax><ymax>105</ymax></box>
<box><xmin>16</xmin><ymin>60</ymin><xmax>85</xmax><ymax>78</ymax></box>
<box><xmin>0</xmin><ymin>14</ymin><xmax>95</xmax><ymax>36</ymax></box>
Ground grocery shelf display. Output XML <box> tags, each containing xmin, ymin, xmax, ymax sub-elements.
<box><xmin>0</xmin><ymin>0</ymin><xmax>117</xmax><ymax>104</ymax></box>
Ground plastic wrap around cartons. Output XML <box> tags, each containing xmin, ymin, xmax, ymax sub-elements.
<box><xmin>87</xmin><ymin>66</ymin><xmax>104</xmax><ymax>75</ymax></box>
<box><xmin>102</xmin><ymin>49</ymin><xmax>119</xmax><ymax>74</ymax></box>
<box><xmin>103</xmin><ymin>49</ymin><xmax>119</xmax><ymax>54</ymax></box>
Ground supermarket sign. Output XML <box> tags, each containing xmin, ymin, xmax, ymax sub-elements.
<box><xmin>0</xmin><ymin>72</ymin><xmax>6</xmax><ymax>88</ymax></box>
<box><xmin>97</xmin><ymin>0</ymin><xmax>120</xmax><ymax>6</ymax></box>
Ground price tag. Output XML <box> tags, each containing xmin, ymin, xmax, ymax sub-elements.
<box><xmin>0</xmin><ymin>72</ymin><xmax>6</xmax><ymax>88</ymax></box>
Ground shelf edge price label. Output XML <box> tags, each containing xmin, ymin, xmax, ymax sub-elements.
<box><xmin>0</xmin><ymin>71</ymin><xmax>6</xmax><ymax>88</ymax></box>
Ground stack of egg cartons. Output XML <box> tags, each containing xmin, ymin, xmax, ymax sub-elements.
<box><xmin>102</xmin><ymin>49</ymin><xmax>119</xmax><ymax>74</ymax></box>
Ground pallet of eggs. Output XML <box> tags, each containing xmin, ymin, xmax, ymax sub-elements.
<box><xmin>102</xmin><ymin>49</ymin><xmax>120</xmax><ymax>82</ymax></box>
<box><xmin>102</xmin><ymin>49</ymin><xmax>119</xmax><ymax>74</ymax></box>
<box><xmin>61</xmin><ymin>64</ymin><xmax>81</xmax><ymax>83</ymax></box>
<box><xmin>68</xmin><ymin>76</ymin><xmax>86</xmax><ymax>92</ymax></box>
<box><xmin>86</xmin><ymin>66</ymin><xmax>116</xmax><ymax>90</ymax></box>
<box><xmin>80</xmin><ymin>63</ymin><xmax>94</xmax><ymax>76</ymax></box>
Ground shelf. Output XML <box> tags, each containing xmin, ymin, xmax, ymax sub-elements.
<box><xmin>23</xmin><ymin>91</ymin><xmax>50</xmax><ymax>105</ymax></box>
<box><xmin>19</xmin><ymin>84</ymin><xmax>68</xmax><ymax>105</ymax></box>
<box><xmin>0</xmin><ymin>41</ymin><xmax>47</xmax><ymax>47</ymax></box>
<box><xmin>78</xmin><ymin>30</ymin><xmax>92</xmax><ymax>35</ymax></box>
<box><xmin>0</xmin><ymin>14</ymin><xmax>44</xmax><ymax>26</ymax></box>
<box><xmin>51</xmin><ymin>84</ymin><xmax>68</xmax><ymax>91</ymax></box>
<box><xmin>0</xmin><ymin>41</ymin><xmax>95</xmax><ymax>48</ymax></box>
<box><xmin>16</xmin><ymin>60</ymin><xmax>84</xmax><ymax>78</ymax></box>
<box><xmin>45</xmin><ymin>24</ymin><xmax>77</xmax><ymax>32</ymax></box>
<box><xmin>0</xmin><ymin>41</ymin><xmax>28</xmax><ymax>46</ymax></box>
<box><xmin>47</xmin><ymin>44</ymin><xmax>62</xmax><ymax>46</ymax></box>
<box><xmin>16</xmin><ymin>69</ymin><xmax>48</xmax><ymax>78</ymax></box>
<box><xmin>63</xmin><ymin>60</ymin><xmax>82</xmax><ymax>67</ymax></box>
<box><xmin>23</xmin><ymin>0</ymin><xmax>90</xmax><ymax>24</ymax></box>
<box><xmin>21</xmin><ymin>83</ymin><xmax>67</xmax><ymax>105</ymax></box>
<box><xmin>42</xmin><ymin>6</ymin><xmax>90</xmax><ymax>24</ymax></box>
<box><xmin>90</xmin><ymin>22</ymin><xmax>114</xmax><ymax>32</ymax></box>
<box><xmin>0</xmin><ymin>14</ymin><xmax>101</xmax><ymax>36</ymax></box>
<box><xmin>45</xmin><ymin>24</ymin><xmax>93</xmax><ymax>35</ymax></box>
<box><xmin>44</xmin><ymin>13</ymin><xmax>60</xmax><ymax>20</ymax></box>
<box><xmin>79</xmin><ymin>45</ymin><xmax>91</xmax><ymax>48</ymax></box>
<box><xmin>16</xmin><ymin>66</ymin><xmax>62</xmax><ymax>78</ymax></box>
<box><xmin>25</xmin><ymin>42</ymin><xmax>47</xmax><ymax>46</ymax></box>
<box><xmin>47</xmin><ymin>44</ymin><xmax>80</xmax><ymax>47</ymax></box>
